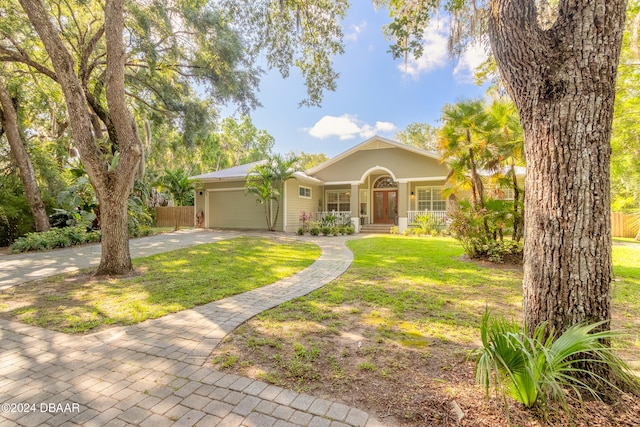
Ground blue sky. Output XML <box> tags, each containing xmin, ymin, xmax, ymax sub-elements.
<box><xmin>244</xmin><ymin>3</ymin><xmax>489</xmax><ymax>158</ymax></box>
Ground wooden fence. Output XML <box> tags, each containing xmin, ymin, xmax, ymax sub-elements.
<box><xmin>155</xmin><ymin>206</ymin><xmax>195</xmax><ymax>228</ymax></box>
<box><xmin>611</xmin><ymin>212</ymin><xmax>638</xmax><ymax>238</ymax></box>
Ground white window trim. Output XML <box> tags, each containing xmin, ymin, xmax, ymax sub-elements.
<box><xmin>298</xmin><ymin>185</ymin><xmax>312</xmax><ymax>199</ymax></box>
<box><xmin>415</xmin><ymin>186</ymin><xmax>446</xmax><ymax>211</ymax></box>
<box><xmin>325</xmin><ymin>190</ymin><xmax>351</xmax><ymax>213</ymax></box>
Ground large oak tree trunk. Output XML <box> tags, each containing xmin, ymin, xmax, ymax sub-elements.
<box><xmin>488</xmin><ymin>0</ymin><xmax>626</xmax><ymax>336</ymax></box>
<box><xmin>0</xmin><ymin>81</ymin><xmax>50</xmax><ymax>232</ymax></box>
<box><xmin>19</xmin><ymin>0</ymin><xmax>141</xmax><ymax>275</ymax></box>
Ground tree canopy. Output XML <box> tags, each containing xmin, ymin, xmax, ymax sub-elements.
<box><xmin>1</xmin><ymin>0</ymin><xmax>348</xmax><ymax>273</ymax></box>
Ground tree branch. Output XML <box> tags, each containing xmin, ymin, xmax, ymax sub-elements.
<box><xmin>0</xmin><ymin>48</ymin><xmax>58</xmax><ymax>81</ymax></box>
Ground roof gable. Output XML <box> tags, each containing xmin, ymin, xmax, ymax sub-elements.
<box><xmin>306</xmin><ymin>135</ymin><xmax>441</xmax><ymax>176</ymax></box>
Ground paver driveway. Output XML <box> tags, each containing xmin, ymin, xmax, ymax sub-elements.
<box><xmin>0</xmin><ymin>229</ymin><xmax>386</xmax><ymax>427</ymax></box>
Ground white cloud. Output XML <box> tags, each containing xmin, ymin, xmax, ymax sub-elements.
<box><xmin>399</xmin><ymin>22</ymin><xmax>449</xmax><ymax>78</ymax></box>
<box><xmin>307</xmin><ymin>115</ymin><xmax>396</xmax><ymax>140</ymax></box>
<box><xmin>345</xmin><ymin>21</ymin><xmax>367</xmax><ymax>42</ymax></box>
<box><xmin>398</xmin><ymin>19</ymin><xmax>489</xmax><ymax>82</ymax></box>
<box><xmin>453</xmin><ymin>41</ymin><xmax>489</xmax><ymax>83</ymax></box>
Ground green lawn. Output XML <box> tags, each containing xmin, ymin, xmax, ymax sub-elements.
<box><xmin>211</xmin><ymin>236</ymin><xmax>640</xmax><ymax>424</ymax></box>
<box><xmin>0</xmin><ymin>237</ymin><xmax>320</xmax><ymax>333</ymax></box>
<box><xmin>612</xmin><ymin>244</ymin><xmax>640</xmax><ymax>367</ymax></box>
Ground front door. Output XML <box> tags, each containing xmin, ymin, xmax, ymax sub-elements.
<box><xmin>374</xmin><ymin>190</ymin><xmax>397</xmax><ymax>224</ymax></box>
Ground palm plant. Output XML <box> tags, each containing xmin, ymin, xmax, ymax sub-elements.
<box><xmin>438</xmin><ymin>100</ymin><xmax>496</xmax><ymax>211</ymax></box>
<box><xmin>486</xmin><ymin>100</ymin><xmax>525</xmax><ymax>241</ymax></box>
<box><xmin>159</xmin><ymin>168</ymin><xmax>195</xmax><ymax>230</ymax></box>
<box><xmin>476</xmin><ymin>311</ymin><xmax>640</xmax><ymax>412</ymax></box>
<box><xmin>160</xmin><ymin>168</ymin><xmax>194</xmax><ymax>207</ymax></box>
<box><xmin>245</xmin><ymin>154</ymin><xmax>299</xmax><ymax>231</ymax></box>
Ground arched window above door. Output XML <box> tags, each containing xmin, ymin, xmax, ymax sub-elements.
<box><xmin>373</xmin><ymin>176</ymin><xmax>397</xmax><ymax>189</ymax></box>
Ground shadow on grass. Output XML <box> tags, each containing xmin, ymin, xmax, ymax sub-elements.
<box><xmin>0</xmin><ymin>237</ymin><xmax>320</xmax><ymax>334</ymax></box>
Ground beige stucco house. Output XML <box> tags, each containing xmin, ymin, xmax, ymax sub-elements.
<box><xmin>191</xmin><ymin>135</ymin><xmax>523</xmax><ymax>233</ymax></box>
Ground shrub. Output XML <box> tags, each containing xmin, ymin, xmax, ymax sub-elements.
<box><xmin>414</xmin><ymin>213</ymin><xmax>440</xmax><ymax>233</ymax></box>
<box><xmin>403</xmin><ymin>228</ymin><xmax>413</xmax><ymax>236</ymax></box>
<box><xmin>296</xmin><ymin>227</ymin><xmax>305</xmax><ymax>236</ymax></box>
<box><xmin>0</xmin><ymin>189</ymin><xmax>36</xmax><ymax>246</ymax></box>
<box><xmin>448</xmin><ymin>201</ymin><xmax>523</xmax><ymax>262</ymax></box>
<box><xmin>486</xmin><ymin>240</ymin><xmax>523</xmax><ymax>263</ymax></box>
<box><xmin>10</xmin><ymin>226</ymin><xmax>101</xmax><ymax>253</ymax></box>
<box><xmin>320</xmin><ymin>213</ymin><xmax>337</xmax><ymax>228</ymax></box>
<box><xmin>128</xmin><ymin>196</ymin><xmax>153</xmax><ymax>237</ymax></box>
<box><xmin>389</xmin><ymin>226</ymin><xmax>399</xmax><ymax>235</ymax></box>
<box><xmin>310</xmin><ymin>227</ymin><xmax>320</xmax><ymax>236</ymax></box>
<box><xmin>342</xmin><ymin>225</ymin><xmax>355</xmax><ymax>235</ymax></box>
<box><xmin>299</xmin><ymin>211</ymin><xmax>313</xmax><ymax>231</ymax></box>
<box><xmin>136</xmin><ymin>226</ymin><xmax>153</xmax><ymax>237</ymax></box>
<box><xmin>321</xmin><ymin>226</ymin><xmax>331</xmax><ymax>236</ymax></box>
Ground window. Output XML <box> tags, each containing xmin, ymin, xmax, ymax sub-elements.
<box><xmin>326</xmin><ymin>190</ymin><xmax>351</xmax><ymax>212</ymax></box>
<box><xmin>488</xmin><ymin>186</ymin><xmax>515</xmax><ymax>201</ymax></box>
<box><xmin>416</xmin><ymin>187</ymin><xmax>446</xmax><ymax>211</ymax></box>
<box><xmin>373</xmin><ymin>176</ymin><xmax>396</xmax><ymax>189</ymax></box>
<box><xmin>359</xmin><ymin>190</ymin><xmax>368</xmax><ymax>216</ymax></box>
<box><xmin>299</xmin><ymin>186</ymin><xmax>311</xmax><ymax>199</ymax></box>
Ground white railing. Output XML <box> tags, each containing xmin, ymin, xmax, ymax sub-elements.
<box><xmin>313</xmin><ymin>211</ymin><xmax>352</xmax><ymax>224</ymax></box>
<box><xmin>298</xmin><ymin>211</ymin><xmax>353</xmax><ymax>229</ymax></box>
<box><xmin>408</xmin><ymin>211</ymin><xmax>448</xmax><ymax>229</ymax></box>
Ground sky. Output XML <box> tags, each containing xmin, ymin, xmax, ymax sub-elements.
<box><xmin>239</xmin><ymin>2</ymin><xmax>490</xmax><ymax>158</ymax></box>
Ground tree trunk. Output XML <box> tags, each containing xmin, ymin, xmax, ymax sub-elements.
<box><xmin>0</xmin><ymin>81</ymin><xmax>50</xmax><ymax>232</ymax></box>
<box><xmin>488</xmin><ymin>0</ymin><xmax>625</xmax><ymax>337</ymax></box>
<box><xmin>97</xmin><ymin>191</ymin><xmax>132</xmax><ymax>274</ymax></box>
<box><xmin>511</xmin><ymin>163</ymin><xmax>524</xmax><ymax>242</ymax></box>
<box><xmin>19</xmin><ymin>0</ymin><xmax>141</xmax><ymax>275</ymax></box>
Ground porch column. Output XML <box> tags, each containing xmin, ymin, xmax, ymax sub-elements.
<box><xmin>398</xmin><ymin>181</ymin><xmax>408</xmax><ymax>232</ymax></box>
<box><xmin>350</xmin><ymin>183</ymin><xmax>360</xmax><ymax>233</ymax></box>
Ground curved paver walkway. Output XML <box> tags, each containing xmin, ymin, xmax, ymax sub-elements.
<box><xmin>0</xmin><ymin>230</ymin><xmax>386</xmax><ymax>427</ymax></box>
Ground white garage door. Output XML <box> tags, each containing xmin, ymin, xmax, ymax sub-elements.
<box><xmin>208</xmin><ymin>190</ymin><xmax>266</xmax><ymax>229</ymax></box>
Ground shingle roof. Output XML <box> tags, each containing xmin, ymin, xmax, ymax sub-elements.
<box><xmin>189</xmin><ymin>160</ymin><xmax>324</xmax><ymax>185</ymax></box>
<box><xmin>189</xmin><ymin>161</ymin><xmax>265</xmax><ymax>181</ymax></box>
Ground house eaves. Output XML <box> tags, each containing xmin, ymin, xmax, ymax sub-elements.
<box><xmin>190</xmin><ymin>161</ymin><xmax>325</xmax><ymax>186</ymax></box>
<box><xmin>189</xmin><ymin>161</ymin><xmax>266</xmax><ymax>182</ymax></box>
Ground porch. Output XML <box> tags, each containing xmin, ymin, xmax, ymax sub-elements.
<box><xmin>302</xmin><ymin>210</ymin><xmax>449</xmax><ymax>234</ymax></box>
<box><xmin>408</xmin><ymin>210</ymin><xmax>449</xmax><ymax>230</ymax></box>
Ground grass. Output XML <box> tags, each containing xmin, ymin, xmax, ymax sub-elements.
<box><xmin>0</xmin><ymin>237</ymin><xmax>320</xmax><ymax>333</ymax></box>
<box><xmin>211</xmin><ymin>235</ymin><xmax>640</xmax><ymax>425</ymax></box>
<box><xmin>613</xmin><ymin>237</ymin><xmax>640</xmax><ymax>244</ymax></box>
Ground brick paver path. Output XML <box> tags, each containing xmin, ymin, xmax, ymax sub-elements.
<box><xmin>0</xmin><ymin>230</ymin><xmax>386</xmax><ymax>427</ymax></box>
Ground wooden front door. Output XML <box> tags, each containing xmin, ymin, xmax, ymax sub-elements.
<box><xmin>374</xmin><ymin>190</ymin><xmax>397</xmax><ymax>224</ymax></box>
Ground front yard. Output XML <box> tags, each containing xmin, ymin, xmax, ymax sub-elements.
<box><xmin>1</xmin><ymin>233</ymin><xmax>637</xmax><ymax>425</ymax></box>
<box><xmin>211</xmin><ymin>236</ymin><xmax>640</xmax><ymax>427</ymax></box>
<box><xmin>0</xmin><ymin>237</ymin><xmax>320</xmax><ymax>333</ymax></box>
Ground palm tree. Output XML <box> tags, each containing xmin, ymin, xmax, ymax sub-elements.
<box><xmin>161</xmin><ymin>169</ymin><xmax>194</xmax><ymax>207</ymax></box>
<box><xmin>438</xmin><ymin>100</ymin><xmax>496</xmax><ymax>211</ymax></box>
<box><xmin>486</xmin><ymin>100</ymin><xmax>525</xmax><ymax>241</ymax></box>
<box><xmin>246</xmin><ymin>154</ymin><xmax>300</xmax><ymax>231</ymax></box>
<box><xmin>160</xmin><ymin>169</ymin><xmax>194</xmax><ymax>230</ymax></box>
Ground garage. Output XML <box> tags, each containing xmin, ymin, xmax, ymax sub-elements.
<box><xmin>207</xmin><ymin>189</ymin><xmax>266</xmax><ymax>229</ymax></box>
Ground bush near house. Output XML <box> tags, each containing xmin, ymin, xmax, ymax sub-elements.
<box><xmin>448</xmin><ymin>200</ymin><xmax>523</xmax><ymax>263</ymax></box>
